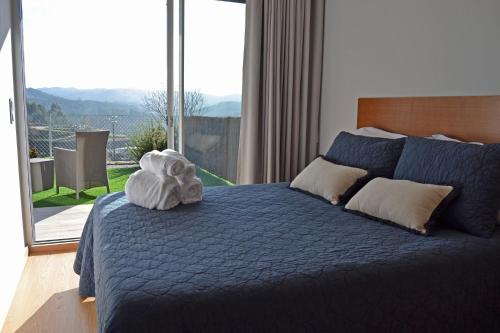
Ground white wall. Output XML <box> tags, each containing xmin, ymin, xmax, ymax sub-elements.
<box><xmin>0</xmin><ymin>0</ymin><xmax>27</xmax><ymax>328</ymax></box>
<box><xmin>320</xmin><ymin>0</ymin><xmax>500</xmax><ymax>152</ymax></box>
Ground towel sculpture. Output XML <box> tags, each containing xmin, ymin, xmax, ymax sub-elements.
<box><xmin>160</xmin><ymin>149</ymin><xmax>203</xmax><ymax>204</ymax></box>
<box><xmin>125</xmin><ymin>150</ymin><xmax>203</xmax><ymax>210</ymax></box>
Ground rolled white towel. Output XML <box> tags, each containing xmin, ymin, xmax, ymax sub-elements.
<box><xmin>125</xmin><ymin>170</ymin><xmax>160</xmax><ymax>209</ymax></box>
<box><xmin>162</xmin><ymin>148</ymin><xmax>183</xmax><ymax>157</ymax></box>
<box><xmin>161</xmin><ymin>149</ymin><xmax>189</xmax><ymax>163</ymax></box>
<box><xmin>157</xmin><ymin>176</ymin><xmax>181</xmax><ymax>210</ymax></box>
<box><xmin>139</xmin><ymin>150</ymin><xmax>185</xmax><ymax>179</ymax></box>
<box><xmin>178</xmin><ymin>163</ymin><xmax>196</xmax><ymax>183</ymax></box>
<box><xmin>125</xmin><ymin>170</ymin><xmax>180</xmax><ymax>210</ymax></box>
<box><xmin>179</xmin><ymin>177</ymin><xmax>203</xmax><ymax>204</ymax></box>
<box><xmin>161</xmin><ymin>149</ymin><xmax>197</xmax><ymax>182</ymax></box>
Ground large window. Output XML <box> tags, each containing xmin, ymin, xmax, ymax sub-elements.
<box><xmin>22</xmin><ymin>0</ymin><xmax>245</xmax><ymax>243</ymax></box>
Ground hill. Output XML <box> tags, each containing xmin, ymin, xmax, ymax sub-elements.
<box><xmin>202</xmin><ymin>101</ymin><xmax>241</xmax><ymax>117</ymax></box>
<box><xmin>26</xmin><ymin>88</ymin><xmax>143</xmax><ymax>116</ymax></box>
<box><xmin>38</xmin><ymin>87</ymin><xmax>241</xmax><ymax>107</ymax></box>
<box><xmin>203</xmin><ymin>94</ymin><xmax>241</xmax><ymax>106</ymax></box>
<box><xmin>27</xmin><ymin>87</ymin><xmax>241</xmax><ymax>117</ymax></box>
<box><xmin>39</xmin><ymin>87</ymin><xmax>147</xmax><ymax>105</ymax></box>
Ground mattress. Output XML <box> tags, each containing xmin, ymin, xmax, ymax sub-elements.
<box><xmin>75</xmin><ymin>183</ymin><xmax>500</xmax><ymax>332</ymax></box>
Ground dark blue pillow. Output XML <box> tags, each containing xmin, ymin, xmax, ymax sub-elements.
<box><xmin>394</xmin><ymin>137</ymin><xmax>500</xmax><ymax>237</ymax></box>
<box><xmin>325</xmin><ymin>132</ymin><xmax>406</xmax><ymax>178</ymax></box>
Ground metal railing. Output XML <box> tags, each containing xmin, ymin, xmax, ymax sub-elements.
<box><xmin>28</xmin><ymin>114</ymin><xmax>241</xmax><ymax>181</ymax></box>
<box><xmin>28</xmin><ymin>114</ymin><xmax>157</xmax><ymax>162</ymax></box>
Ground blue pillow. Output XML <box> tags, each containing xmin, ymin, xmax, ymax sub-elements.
<box><xmin>325</xmin><ymin>132</ymin><xmax>406</xmax><ymax>178</ymax></box>
<box><xmin>394</xmin><ymin>137</ymin><xmax>500</xmax><ymax>237</ymax></box>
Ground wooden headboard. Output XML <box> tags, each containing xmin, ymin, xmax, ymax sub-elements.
<box><xmin>357</xmin><ymin>96</ymin><xmax>500</xmax><ymax>143</ymax></box>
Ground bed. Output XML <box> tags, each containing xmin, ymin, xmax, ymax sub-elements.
<box><xmin>75</xmin><ymin>96</ymin><xmax>500</xmax><ymax>332</ymax></box>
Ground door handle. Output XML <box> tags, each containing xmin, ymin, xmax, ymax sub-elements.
<box><xmin>9</xmin><ymin>98</ymin><xmax>14</xmax><ymax>124</ymax></box>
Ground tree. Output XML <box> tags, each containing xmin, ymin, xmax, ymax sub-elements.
<box><xmin>49</xmin><ymin>103</ymin><xmax>66</xmax><ymax>124</ymax></box>
<box><xmin>142</xmin><ymin>90</ymin><xmax>206</xmax><ymax>126</ymax></box>
<box><xmin>27</xmin><ymin>102</ymin><xmax>48</xmax><ymax>124</ymax></box>
<box><xmin>128</xmin><ymin>121</ymin><xmax>169</xmax><ymax>162</ymax></box>
<box><xmin>26</xmin><ymin>102</ymin><xmax>66</xmax><ymax>125</ymax></box>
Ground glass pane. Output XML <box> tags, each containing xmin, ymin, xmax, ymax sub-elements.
<box><xmin>23</xmin><ymin>0</ymin><xmax>167</xmax><ymax>241</ymax></box>
<box><xmin>183</xmin><ymin>0</ymin><xmax>245</xmax><ymax>185</ymax></box>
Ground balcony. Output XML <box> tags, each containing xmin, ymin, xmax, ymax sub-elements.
<box><xmin>29</xmin><ymin>113</ymin><xmax>238</xmax><ymax>242</ymax></box>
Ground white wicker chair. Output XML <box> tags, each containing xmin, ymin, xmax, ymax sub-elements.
<box><xmin>54</xmin><ymin>131</ymin><xmax>110</xmax><ymax>199</ymax></box>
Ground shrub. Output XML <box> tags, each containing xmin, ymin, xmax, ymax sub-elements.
<box><xmin>29</xmin><ymin>147</ymin><xmax>40</xmax><ymax>159</ymax></box>
<box><xmin>128</xmin><ymin>122</ymin><xmax>168</xmax><ymax>162</ymax></box>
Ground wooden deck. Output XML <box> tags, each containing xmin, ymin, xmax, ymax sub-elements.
<box><xmin>34</xmin><ymin>205</ymin><xmax>93</xmax><ymax>241</ymax></box>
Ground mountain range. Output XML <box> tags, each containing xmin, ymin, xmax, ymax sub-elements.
<box><xmin>202</xmin><ymin>101</ymin><xmax>241</xmax><ymax>117</ymax></box>
<box><xmin>27</xmin><ymin>88</ymin><xmax>142</xmax><ymax>116</ymax></box>
<box><xmin>38</xmin><ymin>87</ymin><xmax>147</xmax><ymax>105</ymax></box>
<box><xmin>27</xmin><ymin>87</ymin><xmax>241</xmax><ymax>117</ymax></box>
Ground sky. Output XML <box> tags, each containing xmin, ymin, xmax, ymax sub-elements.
<box><xmin>22</xmin><ymin>0</ymin><xmax>245</xmax><ymax>96</ymax></box>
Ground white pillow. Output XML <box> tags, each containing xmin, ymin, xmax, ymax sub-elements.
<box><xmin>349</xmin><ymin>127</ymin><xmax>406</xmax><ymax>139</ymax></box>
<box><xmin>290</xmin><ymin>157</ymin><xmax>367</xmax><ymax>205</ymax></box>
<box><xmin>345</xmin><ymin>178</ymin><xmax>455</xmax><ymax>235</ymax></box>
<box><xmin>430</xmin><ymin>134</ymin><xmax>483</xmax><ymax>145</ymax></box>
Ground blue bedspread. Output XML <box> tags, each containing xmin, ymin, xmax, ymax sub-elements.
<box><xmin>75</xmin><ymin>183</ymin><xmax>500</xmax><ymax>332</ymax></box>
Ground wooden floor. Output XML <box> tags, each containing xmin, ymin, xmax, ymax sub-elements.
<box><xmin>2</xmin><ymin>252</ymin><xmax>96</xmax><ymax>333</ymax></box>
<box><xmin>34</xmin><ymin>205</ymin><xmax>92</xmax><ymax>241</ymax></box>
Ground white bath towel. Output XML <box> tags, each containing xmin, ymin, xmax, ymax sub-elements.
<box><xmin>160</xmin><ymin>149</ymin><xmax>202</xmax><ymax>203</ymax></box>
<box><xmin>157</xmin><ymin>178</ymin><xmax>182</xmax><ymax>210</ymax></box>
<box><xmin>161</xmin><ymin>149</ymin><xmax>196</xmax><ymax>182</ymax></box>
<box><xmin>161</xmin><ymin>149</ymin><xmax>190</xmax><ymax>163</ymax></box>
<box><xmin>139</xmin><ymin>150</ymin><xmax>185</xmax><ymax>179</ymax></box>
<box><xmin>125</xmin><ymin>170</ymin><xmax>180</xmax><ymax>210</ymax></box>
<box><xmin>179</xmin><ymin>177</ymin><xmax>203</xmax><ymax>204</ymax></box>
<box><xmin>179</xmin><ymin>163</ymin><xmax>196</xmax><ymax>183</ymax></box>
<box><xmin>162</xmin><ymin>148</ymin><xmax>183</xmax><ymax>157</ymax></box>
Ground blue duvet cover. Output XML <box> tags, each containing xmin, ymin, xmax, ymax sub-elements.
<box><xmin>75</xmin><ymin>183</ymin><xmax>500</xmax><ymax>332</ymax></box>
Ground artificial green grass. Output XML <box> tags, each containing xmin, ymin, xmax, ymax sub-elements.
<box><xmin>196</xmin><ymin>167</ymin><xmax>234</xmax><ymax>187</ymax></box>
<box><xmin>32</xmin><ymin>166</ymin><xmax>233</xmax><ymax>208</ymax></box>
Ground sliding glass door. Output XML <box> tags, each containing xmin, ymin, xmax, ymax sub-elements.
<box><xmin>23</xmin><ymin>0</ymin><xmax>167</xmax><ymax>242</ymax></box>
<box><xmin>180</xmin><ymin>0</ymin><xmax>245</xmax><ymax>184</ymax></box>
